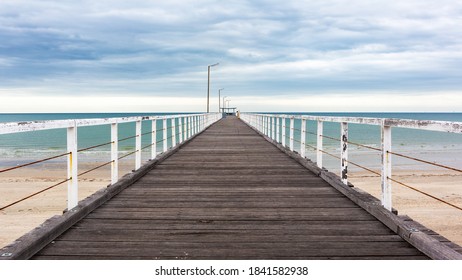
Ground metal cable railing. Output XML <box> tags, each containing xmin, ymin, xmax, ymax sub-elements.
<box><xmin>0</xmin><ymin>152</ymin><xmax>70</xmax><ymax>174</ymax></box>
<box><xmin>242</xmin><ymin>113</ymin><xmax>462</xmax><ymax>213</ymax></box>
<box><xmin>0</xmin><ymin>113</ymin><xmax>221</xmax><ymax>211</ymax></box>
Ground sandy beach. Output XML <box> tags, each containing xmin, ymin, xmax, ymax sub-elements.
<box><xmin>1</xmin><ymin>162</ymin><xmax>461</xmax><ymax>249</ymax></box>
<box><xmin>0</xmin><ymin>161</ymin><xmax>135</xmax><ymax>248</ymax></box>
<box><xmin>349</xmin><ymin>169</ymin><xmax>462</xmax><ymax>245</ymax></box>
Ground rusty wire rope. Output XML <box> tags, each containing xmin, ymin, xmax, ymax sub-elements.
<box><xmin>0</xmin><ymin>152</ymin><xmax>70</xmax><ymax>174</ymax></box>
<box><xmin>0</xmin><ymin>178</ymin><xmax>71</xmax><ymax>211</ymax></box>
<box><xmin>260</xmin><ymin>123</ymin><xmax>462</xmax><ymax>211</ymax></box>
<box><xmin>0</xmin><ymin>118</ymin><xmax>202</xmax><ymax>211</ymax></box>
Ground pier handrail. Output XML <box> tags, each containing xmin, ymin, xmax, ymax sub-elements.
<box><xmin>0</xmin><ymin>113</ymin><xmax>221</xmax><ymax>211</ymax></box>
<box><xmin>240</xmin><ymin>113</ymin><xmax>462</xmax><ymax>212</ymax></box>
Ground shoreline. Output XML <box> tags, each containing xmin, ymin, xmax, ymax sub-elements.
<box><xmin>1</xmin><ymin>163</ymin><xmax>461</xmax><ymax>249</ymax></box>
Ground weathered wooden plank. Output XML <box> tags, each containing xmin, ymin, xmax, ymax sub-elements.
<box><xmin>32</xmin><ymin>255</ymin><xmax>430</xmax><ymax>260</ymax></box>
<box><xmin>33</xmin><ymin>244</ymin><xmax>424</xmax><ymax>258</ymax></box>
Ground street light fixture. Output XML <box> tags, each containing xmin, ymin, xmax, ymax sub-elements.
<box><xmin>218</xmin><ymin>88</ymin><xmax>224</xmax><ymax>113</ymax></box>
<box><xmin>207</xmin><ymin>62</ymin><xmax>219</xmax><ymax>113</ymax></box>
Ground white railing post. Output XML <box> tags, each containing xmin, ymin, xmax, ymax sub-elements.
<box><xmin>188</xmin><ymin>116</ymin><xmax>192</xmax><ymax>138</ymax></box>
<box><xmin>172</xmin><ymin>117</ymin><xmax>176</xmax><ymax>147</ymax></box>
<box><xmin>67</xmin><ymin>122</ymin><xmax>78</xmax><ymax>210</ymax></box>
<box><xmin>282</xmin><ymin>117</ymin><xmax>286</xmax><ymax>147</ymax></box>
<box><xmin>201</xmin><ymin>115</ymin><xmax>204</xmax><ymax>131</ymax></box>
<box><xmin>289</xmin><ymin>117</ymin><xmax>294</xmax><ymax>151</ymax></box>
<box><xmin>276</xmin><ymin>117</ymin><xmax>280</xmax><ymax>143</ymax></box>
<box><xmin>135</xmin><ymin>119</ymin><xmax>142</xmax><ymax>170</ymax></box>
<box><xmin>264</xmin><ymin>115</ymin><xmax>267</xmax><ymax>134</ymax></box>
<box><xmin>381</xmin><ymin>123</ymin><xmax>392</xmax><ymax>211</ymax></box>
<box><xmin>258</xmin><ymin>116</ymin><xmax>263</xmax><ymax>133</ymax></box>
<box><xmin>261</xmin><ymin>115</ymin><xmax>264</xmax><ymax>133</ymax></box>
<box><xmin>151</xmin><ymin>119</ymin><xmax>157</xmax><ymax>159</ymax></box>
<box><xmin>193</xmin><ymin>116</ymin><xmax>197</xmax><ymax>135</ymax></box>
<box><xmin>163</xmin><ymin>118</ymin><xmax>168</xmax><ymax>152</ymax></box>
<box><xmin>179</xmin><ymin>117</ymin><xmax>183</xmax><ymax>143</ymax></box>
<box><xmin>317</xmin><ymin>120</ymin><xmax>323</xmax><ymax>168</ymax></box>
<box><xmin>111</xmin><ymin>122</ymin><xmax>118</xmax><ymax>184</ymax></box>
<box><xmin>301</xmin><ymin>118</ymin><xmax>306</xmax><ymax>158</ymax></box>
<box><xmin>170</xmin><ymin>118</ymin><xmax>175</xmax><ymax>147</ymax></box>
<box><xmin>341</xmin><ymin>122</ymin><xmax>348</xmax><ymax>185</ymax></box>
<box><xmin>272</xmin><ymin>117</ymin><xmax>276</xmax><ymax>140</ymax></box>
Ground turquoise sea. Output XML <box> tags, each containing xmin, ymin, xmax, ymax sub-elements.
<box><xmin>0</xmin><ymin>112</ymin><xmax>461</xmax><ymax>172</ymax></box>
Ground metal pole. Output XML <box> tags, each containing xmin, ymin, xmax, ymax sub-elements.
<box><xmin>218</xmin><ymin>88</ymin><xmax>224</xmax><ymax>113</ymax></box>
<box><xmin>207</xmin><ymin>66</ymin><xmax>210</xmax><ymax>113</ymax></box>
<box><xmin>207</xmin><ymin>63</ymin><xmax>219</xmax><ymax>113</ymax></box>
<box><xmin>222</xmin><ymin>96</ymin><xmax>227</xmax><ymax>115</ymax></box>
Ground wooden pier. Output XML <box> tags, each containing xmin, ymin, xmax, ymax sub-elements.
<box><xmin>2</xmin><ymin>116</ymin><xmax>462</xmax><ymax>259</ymax></box>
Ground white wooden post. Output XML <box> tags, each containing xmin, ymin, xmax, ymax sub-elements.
<box><xmin>261</xmin><ymin>115</ymin><xmax>264</xmax><ymax>133</ymax></box>
<box><xmin>265</xmin><ymin>116</ymin><xmax>268</xmax><ymax>135</ymax></box>
<box><xmin>170</xmin><ymin>118</ymin><xmax>175</xmax><ymax>147</ymax></box>
<box><xmin>289</xmin><ymin>117</ymin><xmax>294</xmax><ymax>151</ymax></box>
<box><xmin>111</xmin><ymin>123</ymin><xmax>118</xmax><ymax>184</ymax></box>
<box><xmin>258</xmin><ymin>116</ymin><xmax>263</xmax><ymax>133</ymax></box>
<box><xmin>282</xmin><ymin>117</ymin><xmax>286</xmax><ymax>147</ymax></box>
<box><xmin>317</xmin><ymin>120</ymin><xmax>323</xmax><ymax>168</ymax></box>
<box><xmin>172</xmin><ymin>117</ymin><xmax>176</xmax><ymax>147</ymax></box>
<box><xmin>67</xmin><ymin>122</ymin><xmax>78</xmax><ymax>210</ymax></box>
<box><xmin>193</xmin><ymin>116</ymin><xmax>197</xmax><ymax>135</ymax></box>
<box><xmin>381</xmin><ymin>123</ymin><xmax>392</xmax><ymax>211</ymax></box>
<box><xmin>179</xmin><ymin>117</ymin><xmax>183</xmax><ymax>143</ymax></box>
<box><xmin>188</xmin><ymin>116</ymin><xmax>192</xmax><ymax>138</ymax></box>
<box><xmin>151</xmin><ymin>119</ymin><xmax>157</xmax><ymax>159</ymax></box>
<box><xmin>341</xmin><ymin>122</ymin><xmax>348</xmax><ymax>185</ymax></box>
<box><xmin>272</xmin><ymin>117</ymin><xmax>276</xmax><ymax>140</ymax></box>
<box><xmin>276</xmin><ymin>117</ymin><xmax>280</xmax><ymax>143</ymax></box>
<box><xmin>135</xmin><ymin>119</ymin><xmax>142</xmax><ymax>170</ymax></box>
<box><xmin>301</xmin><ymin>118</ymin><xmax>306</xmax><ymax>158</ymax></box>
<box><xmin>163</xmin><ymin>118</ymin><xmax>167</xmax><ymax>152</ymax></box>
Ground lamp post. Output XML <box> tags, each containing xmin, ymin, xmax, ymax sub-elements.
<box><xmin>225</xmin><ymin>99</ymin><xmax>231</xmax><ymax>114</ymax></box>
<box><xmin>218</xmin><ymin>88</ymin><xmax>224</xmax><ymax>113</ymax></box>
<box><xmin>222</xmin><ymin>96</ymin><xmax>227</xmax><ymax>114</ymax></box>
<box><xmin>207</xmin><ymin>63</ymin><xmax>219</xmax><ymax>113</ymax></box>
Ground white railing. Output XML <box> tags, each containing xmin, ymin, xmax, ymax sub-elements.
<box><xmin>241</xmin><ymin>113</ymin><xmax>462</xmax><ymax>212</ymax></box>
<box><xmin>0</xmin><ymin>113</ymin><xmax>221</xmax><ymax>210</ymax></box>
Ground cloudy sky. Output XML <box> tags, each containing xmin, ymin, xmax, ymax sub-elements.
<box><xmin>1</xmin><ymin>0</ymin><xmax>461</xmax><ymax>112</ymax></box>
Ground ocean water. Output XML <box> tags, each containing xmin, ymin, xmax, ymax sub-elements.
<box><xmin>0</xmin><ymin>113</ymin><xmax>189</xmax><ymax>167</ymax></box>
<box><xmin>1</xmin><ymin>112</ymin><xmax>461</xmax><ymax>172</ymax></box>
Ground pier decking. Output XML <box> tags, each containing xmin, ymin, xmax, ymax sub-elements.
<box><xmin>24</xmin><ymin>117</ymin><xmax>430</xmax><ymax>259</ymax></box>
